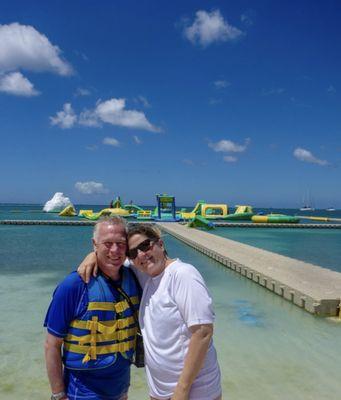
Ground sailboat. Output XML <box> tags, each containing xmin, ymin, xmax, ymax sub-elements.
<box><xmin>300</xmin><ymin>191</ymin><xmax>315</xmax><ymax>211</ymax></box>
<box><xmin>300</xmin><ymin>205</ymin><xmax>315</xmax><ymax>211</ymax></box>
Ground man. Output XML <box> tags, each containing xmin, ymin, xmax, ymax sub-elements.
<box><xmin>44</xmin><ymin>217</ymin><xmax>140</xmax><ymax>400</ymax></box>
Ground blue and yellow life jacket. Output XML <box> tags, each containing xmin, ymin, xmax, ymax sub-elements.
<box><xmin>63</xmin><ymin>268</ymin><xmax>140</xmax><ymax>370</ymax></box>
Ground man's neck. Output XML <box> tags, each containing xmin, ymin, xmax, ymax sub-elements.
<box><xmin>99</xmin><ymin>266</ymin><xmax>121</xmax><ymax>282</ymax></box>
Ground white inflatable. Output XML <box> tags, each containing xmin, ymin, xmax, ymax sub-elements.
<box><xmin>43</xmin><ymin>192</ymin><xmax>73</xmax><ymax>212</ymax></box>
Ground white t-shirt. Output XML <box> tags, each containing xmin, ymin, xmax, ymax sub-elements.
<box><xmin>137</xmin><ymin>259</ymin><xmax>221</xmax><ymax>400</ymax></box>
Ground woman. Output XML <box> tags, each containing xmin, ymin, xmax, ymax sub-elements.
<box><xmin>79</xmin><ymin>223</ymin><xmax>222</xmax><ymax>400</ymax></box>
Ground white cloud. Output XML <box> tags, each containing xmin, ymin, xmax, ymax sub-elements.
<box><xmin>52</xmin><ymin>98</ymin><xmax>160</xmax><ymax>132</ymax></box>
<box><xmin>103</xmin><ymin>137</ymin><xmax>120</xmax><ymax>147</ymax></box>
<box><xmin>75</xmin><ymin>181</ymin><xmax>108</xmax><ymax>195</ymax></box>
<box><xmin>0</xmin><ymin>71</ymin><xmax>39</xmax><ymax>96</ymax></box>
<box><xmin>209</xmin><ymin>98</ymin><xmax>222</xmax><ymax>105</ymax></box>
<box><xmin>133</xmin><ymin>135</ymin><xmax>142</xmax><ymax>144</ymax></box>
<box><xmin>261</xmin><ymin>88</ymin><xmax>285</xmax><ymax>96</ymax></box>
<box><xmin>74</xmin><ymin>87</ymin><xmax>91</xmax><ymax>97</ymax></box>
<box><xmin>134</xmin><ymin>95</ymin><xmax>151</xmax><ymax>108</ymax></box>
<box><xmin>241</xmin><ymin>11</ymin><xmax>254</xmax><ymax>26</ymax></box>
<box><xmin>79</xmin><ymin>109</ymin><xmax>101</xmax><ymax>127</ymax></box>
<box><xmin>209</xmin><ymin>138</ymin><xmax>250</xmax><ymax>153</ymax></box>
<box><xmin>214</xmin><ymin>80</ymin><xmax>230</xmax><ymax>89</ymax></box>
<box><xmin>184</xmin><ymin>10</ymin><xmax>243</xmax><ymax>47</ymax></box>
<box><xmin>183</xmin><ymin>158</ymin><xmax>195</xmax><ymax>166</ymax></box>
<box><xmin>293</xmin><ymin>147</ymin><xmax>328</xmax><ymax>166</ymax></box>
<box><xmin>85</xmin><ymin>144</ymin><xmax>98</xmax><ymax>151</ymax></box>
<box><xmin>95</xmin><ymin>98</ymin><xmax>160</xmax><ymax>132</ymax></box>
<box><xmin>0</xmin><ymin>22</ymin><xmax>73</xmax><ymax>76</ymax></box>
<box><xmin>74</xmin><ymin>50</ymin><xmax>89</xmax><ymax>62</ymax></box>
<box><xmin>50</xmin><ymin>103</ymin><xmax>77</xmax><ymax>129</ymax></box>
<box><xmin>327</xmin><ymin>85</ymin><xmax>336</xmax><ymax>94</ymax></box>
<box><xmin>290</xmin><ymin>97</ymin><xmax>311</xmax><ymax>108</ymax></box>
<box><xmin>223</xmin><ymin>155</ymin><xmax>237</xmax><ymax>162</ymax></box>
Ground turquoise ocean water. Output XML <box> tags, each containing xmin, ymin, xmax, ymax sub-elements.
<box><xmin>1</xmin><ymin>204</ymin><xmax>341</xmax><ymax>399</ymax></box>
<box><xmin>213</xmin><ymin>227</ymin><xmax>341</xmax><ymax>273</ymax></box>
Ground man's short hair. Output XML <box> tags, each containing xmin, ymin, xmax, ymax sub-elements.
<box><xmin>93</xmin><ymin>216</ymin><xmax>127</xmax><ymax>242</ymax></box>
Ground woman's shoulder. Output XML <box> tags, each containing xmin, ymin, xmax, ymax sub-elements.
<box><xmin>169</xmin><ymin>259</ymin><xmax>202</xmax><ymax>279</ymax></box>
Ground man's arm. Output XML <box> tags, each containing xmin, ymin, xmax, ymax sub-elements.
<box><xmin>44</xmin><ymin>333</ymin><xmax>68</xmax><ymax>398</ymax></box>
<box><xmin>44</xmin><ymin>273</ymin><xmax>86</xmax><ymax>399</ymax></box>
<box><xmin>171</xmin><ymin>324</ymin><xmax>213</xmax><ymax>400</ymax></box>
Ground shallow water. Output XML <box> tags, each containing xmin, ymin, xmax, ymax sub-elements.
<box><xmin>213</xmin><ymin>226</ymin><xmax>341</xmax><ymax>273</ymax></box>
<box><xmin>1</xmin><ymin>223</ymin><xmax>341</xmax><ymax>399</ymax></box>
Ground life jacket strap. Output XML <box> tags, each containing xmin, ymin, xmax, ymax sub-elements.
<box><xmin>63</xmin><ymin>338</ymin><xmax>136</xmax><ymax>363</ymax></box>
<box><xmin>90</xmin><ymin>316</ymin><xmax>98</xmax><ymax>360</ymax></box>
<box><xmin>88</xmin><ymin>296</ymin><xmax>139</xmax><ymax>313</ymax></box>
<box><xmin>70</xmin><ymin>315</ymin><xmax>135</xmax><ymax>333</ymax></box>
<box><xmin>65</xmin><ymin>327</ymin><xmax>137</xmax><ymax>344</ymax></box>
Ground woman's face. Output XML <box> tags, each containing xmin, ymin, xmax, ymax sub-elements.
<box><xmin>128</xmin><ymin>233</ymin><xmax>166</xmax><ymax>277</ymax></box>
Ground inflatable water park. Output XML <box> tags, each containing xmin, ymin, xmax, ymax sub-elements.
<box><xmin>38</xmin><ymin>192</ymin><xmax>341</xmax><ymax>230</ymax></box>
<box><xmin>77</xmin><ymin>194</ymin><xmax>182</xmax><ymax>222</ymax></box>
<box><xmin>251</xmin><ymin>214</ymin><xmax>300</xmax><ymax>224</ymax></box>
<box><xmin>51</xmin><ymin>193</ymin><xmax>260</xmax><ymax>226</ymax></box>
<box><xmin>43</xmin><ymin>192</ymin><xmax>339</xmax><ymax>230</ymax></box>
<box><xmin>43</xmin><ymin>192</ymin><xmax>308</xmax><ymax>229</ymax></box>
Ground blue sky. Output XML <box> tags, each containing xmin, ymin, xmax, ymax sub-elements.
<box><xmin>0</xmin><ymin>0</ymin><xmax>340</xmax><ymax>208</ymax></box>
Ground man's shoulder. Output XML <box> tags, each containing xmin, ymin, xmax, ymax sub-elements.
<box><xmin>49</xmin><ymin>272</ymin><xmax>88</xmax><ymax>314</ymax></box>
<box><xmin>56</xmin><ymin>271</ymin><xmax>86</xmax><ymax>292</ymax></box>
<box><xmin>45</xmin><ymin>272</ymin><xmax>88</xmax><ymax>334</ymax></box>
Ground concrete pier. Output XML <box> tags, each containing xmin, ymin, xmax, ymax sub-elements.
<box><xmin>0</xmin><ymin>220</ymin><xmax>95</xmax><ymax>226</ymax></box>
<box><xmin>157</xmin><ymin>222</ymin><xmax>341</xmax><ymax>317</ymax></box>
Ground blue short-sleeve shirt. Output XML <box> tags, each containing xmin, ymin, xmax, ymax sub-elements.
<box><xmin>44</xmin><ymin>271</ymin><xmax>131</xmax><ymax>400</ymax></box>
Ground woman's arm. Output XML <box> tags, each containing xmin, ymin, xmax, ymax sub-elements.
<box><xmin>171</xmin><ymin>324</ymin><xmax>213</xmax><ymax>400</ymax></box>
<box><xmin>77</xmin><ymin>252</ymin><xmax>98</xmax><ymax>283</ymax></box>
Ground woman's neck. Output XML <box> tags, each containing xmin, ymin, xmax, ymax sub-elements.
<box><xmin>165</xmin><ymin>257</ymin><xmax>176</xmax><ymax>268</ymax></box>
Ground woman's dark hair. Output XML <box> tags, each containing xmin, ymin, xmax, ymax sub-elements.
<box><xmin>127</xmin><ymin>223</ymin><xmax>168</xmax><ymax>257</ymax></box>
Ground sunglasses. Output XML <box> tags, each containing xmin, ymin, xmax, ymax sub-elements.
<box><xmin>128</xmin><ymin>238</ymin><xmax>157</xmax><ymax>259</ymax></box>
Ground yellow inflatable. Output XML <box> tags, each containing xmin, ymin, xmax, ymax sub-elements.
<box><xmin>78</xmin><ymin>209</ymin><xmax>93</xmax><ymax>217</ymax></box>
<box><xmin>59</xmin><ymin>205</ymin><xmax>77</xmax><ymax>217</ymax></box>
<box><xmin>79</xmin><ymin>208</ymin><xmax>130</xmax><ymax>220</ymax></box>
<box><xmin>201</xmin><ymin>204</ymin><xmax>229</xmax><ymax>219</ymax></box>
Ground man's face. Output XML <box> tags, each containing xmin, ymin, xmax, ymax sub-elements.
<box><xmin>93</xmin><ymin>223</ymin><xmax>127</xmax><ymax>277</ymax></box>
